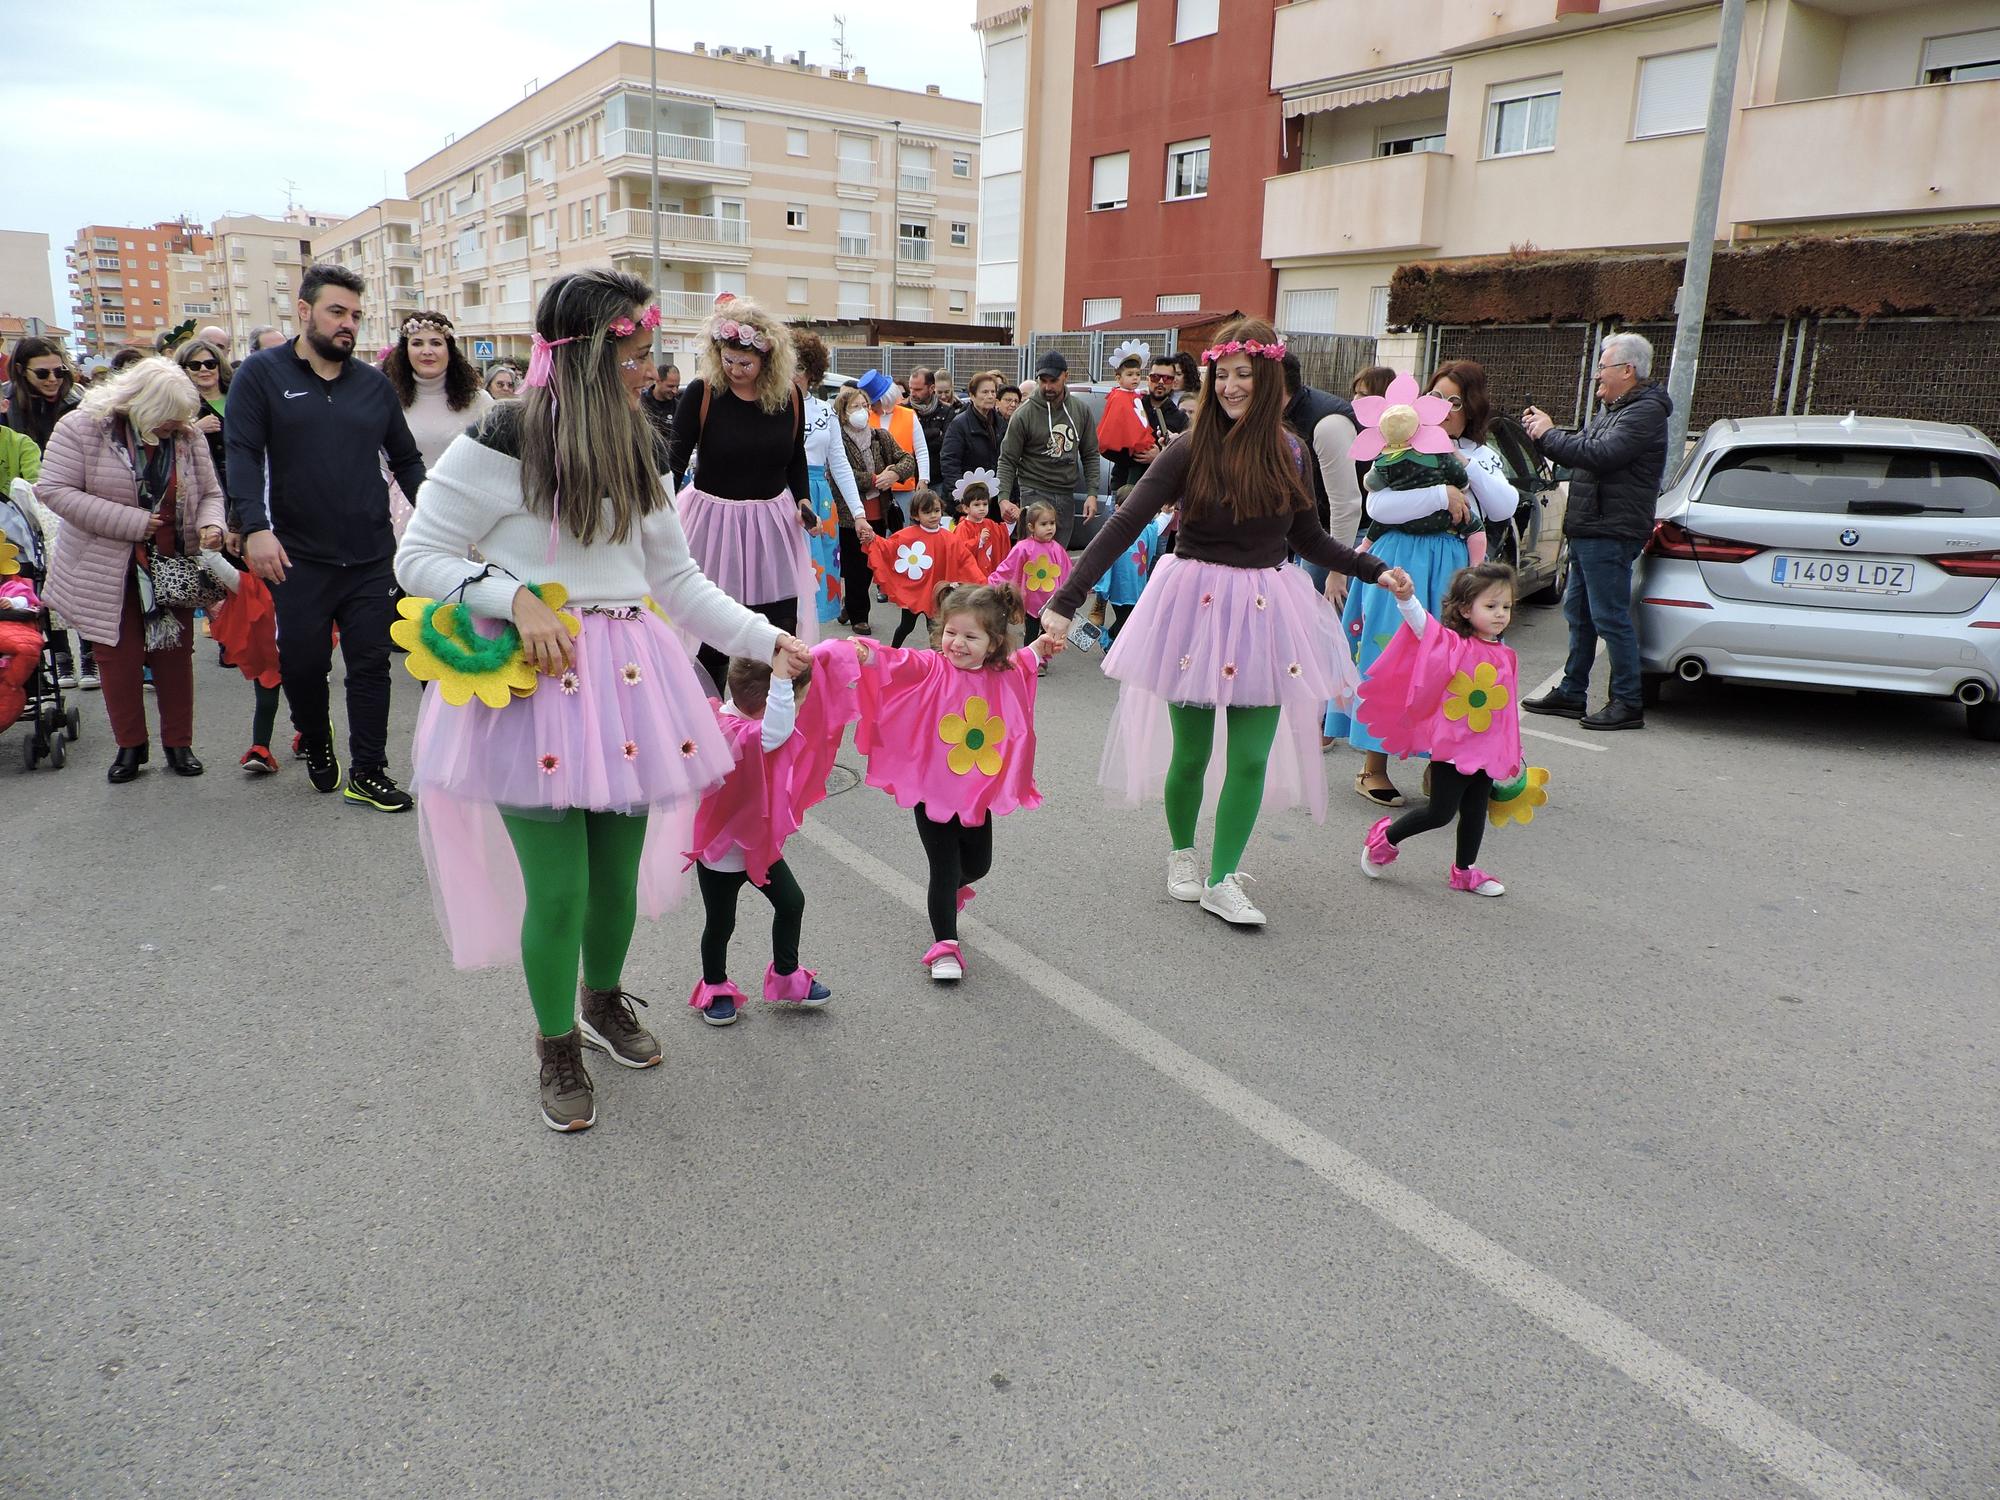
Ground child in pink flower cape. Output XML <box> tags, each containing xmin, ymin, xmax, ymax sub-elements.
<box><xmin>986</xmin><ymin>500</ymin><xmax>1072</xmax><ymax>656</ymax></box>
<box><xmin>1357</xmin><ymin>561</ymin><xmax>1521</xmax><ymax>897</ymax></box>
<box><xmin>683</xmin><ymin>639</ymin><xmax>864</xmax><ymax>1025</ymax></box>
<box><xmin>844</xmin><ymin>580</ymin><xmax>1063</xmax><ymax>983</ymax></box>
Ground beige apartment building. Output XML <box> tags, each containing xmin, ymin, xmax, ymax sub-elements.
<box><xmin>204</xmin><ymin>211</ymin><xmax>349</xmax><ymax>355</ymax></box>
<box><xmin>0</xmin><ymin>230</ymin><xmax>68</xmax><ymax>347</ymax></box>
<box><xmin>1263</xmin><ymin>0</ymin><xmax>2000</xmax><ymax>336</ymax></box>
<box><xmin>973</xmin><ymin>0</ymin><xmax>1078</xmax><ymax>330</ymax></box>
<box><xmin>310</xmin><ymin>200</ymin><xmax>424</xmax><ymax>349</ymax></box>
<box><xmin>400</xmin><ymin>41</ymin><xmax>980</xmax><ymax>364</ymax></box>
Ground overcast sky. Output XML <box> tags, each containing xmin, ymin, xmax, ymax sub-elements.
<box><xmin>10</xmin><ymin>1</ymin><xmax>984</xmax><ymax>326</ymax></box>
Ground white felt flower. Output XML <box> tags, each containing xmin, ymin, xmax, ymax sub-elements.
<box><xmin>895</xmin><ymin>540</ymin><xmax>934</xmax><ymax>579</ymax></box>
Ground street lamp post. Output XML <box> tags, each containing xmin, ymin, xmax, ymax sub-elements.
<box><xmin>888</xmin><ymin>119</ymin><xmax>901</xmax><ymax>331</ymax></box>
<box><xmin>650</xmin><ymin>0</ymin><xmax>663</xmax><ymax>364</ymax></box>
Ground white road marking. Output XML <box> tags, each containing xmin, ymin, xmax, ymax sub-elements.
<box><xmin>1526</xmin><ymin>639</ymin><xmax>1603</xmax><ymax>702</ymax></box>
<box><xmin>1523</xmin><ymin>726</ymin><xmax>1608</xmax><ymax>753</ymax></box>
<box><xmin>796</xmin><ymin>820</ymin><xmax>1914</xmax><ymax>1500</ymax></box>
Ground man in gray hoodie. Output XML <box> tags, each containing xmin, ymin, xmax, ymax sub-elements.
<box><xmin>996</xmin><ymin>351</ymin><xmax>1106</xmax><ymax>546</ymax></box>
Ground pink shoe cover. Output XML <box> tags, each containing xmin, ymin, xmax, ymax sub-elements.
<box><xmin>920</xmin><ymin>940</ymin><xmax>966</xmax><ymax>972</ymax></box>
<box><xmin>1364</xmin><ymin>816</ymin><xmax>1399</xmax><ymax>866</ymax></box>
<box><xmin>688</xmin><ymin>978</ymin><xmax>748</xmax><ymax>1010</ymax></box>
<box><xmin>762</xmin><ymin>963</ymin><xmax>821</xmax><ymax>1003</ymax></box>
<box><xmin>956</xmin><ymin>885</ymin><xmax>976</xmax><ymax>913</ymax></box>
<box><xmin>1448</xmin><ymin>865</ymin><xmax>1502</xmax><ymax>894</ymax></box>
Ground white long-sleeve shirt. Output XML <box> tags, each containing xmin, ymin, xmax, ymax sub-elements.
<box><xmin>1312</xmin><ymin>412</ymin><xmax>1365</xmax><ymax>546</ymax></box>
<box><xmin>1365</xmin><ymin>438</ymin><xmax>1518</xmax><ymax>525</ymax></box>
<box><xmin>395</xmin><ymin>429</ymin><xmax>782</xmax><ymax>666</ymax></box>
<box><xmin>802</xmin><ymin>394</ymin><xmax>864</xmax><ymax>522</ymax></box>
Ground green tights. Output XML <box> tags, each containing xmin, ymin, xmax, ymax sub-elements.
<box><xmin>500</xmin><ymin>809</ymin><xmax>651</xmax><ymax>1037</ymax></box>
<box><xmin>1164</xmin><ymin>703</ymin><xmax>1282</xmax><ymax>884</ymax></box>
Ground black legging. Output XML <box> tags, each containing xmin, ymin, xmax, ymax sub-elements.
<box><xmin>838</xmin><ymin>525</ymin><xmax>876</xmax><ymax>631</ymax></box>
<box><xmin>696</xmin><ymin>598</ymin><xmax>797</xmax><ymax>700</ymax></box>
<box><xmin>695</xmin><ymin>859</ymin><xmax>805</xmax><ymax>984</ymax></box>
<box><xmin>1385</xmin><ymin>763</ymin><xmax>1493</xmax><ymax>868</ymax></box>
<box><xmin>892</xmin><ymin>609</ymin><xmax>927</xmax><ymax>648</ymax></box>
<box><xmin>914</xmin><ymin>804</ymin><xmax>992</xmax><ymax>942</ymax></box>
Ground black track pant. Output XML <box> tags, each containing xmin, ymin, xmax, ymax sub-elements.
<box><xmin>696</xmin><ymin>598</ymin><xmax>797</xmax><ymax>700</ymax></box>
<box><xmin>1385</xmin><ymin>763</ymin><xmax>1493</xmax><ymax>868</ymax></box>
<box><xmin>695</xmin><ymin>859</ymin><xmax>804</xmax><ymax>984</ymax></box>
<box><xmin>838</xmin><ymin>525</ymin><xmax>876</xmax><ymax>631</ymax></box>
<box><xmin>269</xmin><ymin>555</ymin><xmax>396</xmax><ymax>774</ymax></box>
<box><xmin>914</xmin><ymin>805</ymin><xmax>993</xmax><ymax>942</ymax></box>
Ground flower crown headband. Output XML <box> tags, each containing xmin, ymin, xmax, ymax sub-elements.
<box><xmin>400</xmin><ymin>314</ymin><xmax>453</xmax><ymax>338</ymax></box>
<box><xmin>522</xmin><ymin>304</ymin><xmax>661</xmax><ymax>389</ymax></box>
<box><xmin>704</xmin><ymin>290</ymin><xmax>772</xmax><ymax>355</ymax></box>
<box><xmin>1199</xmin><ymin>337</ymin><xmax>1286</xmax><ymax>366</ymax></box>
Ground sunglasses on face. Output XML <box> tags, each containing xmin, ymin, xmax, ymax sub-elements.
<box><xmin>1148</xmin><ymin>373</ymin><xmax>1175</xmax><ymax>382</ymax></box>
<box><xmin>27</xmin><ymin>366</ymin><xmax>63</xmax><ymax>381</ymax></box>
<box><xmin>185</xmin><ymin>359</ymin><xmax>219</xmax><ymax>371</ymax></box>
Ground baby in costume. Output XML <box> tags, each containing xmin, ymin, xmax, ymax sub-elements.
<box><xmin>1361</xmin><ymin>394</ymin><xmax>1485</xmax><ymax>564</ymax></box>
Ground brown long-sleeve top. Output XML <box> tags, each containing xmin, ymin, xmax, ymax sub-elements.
<box><xmin>1049</xmin><ymin>435</ymin><xmax>1387</xmax><ymax>619</ymax></box>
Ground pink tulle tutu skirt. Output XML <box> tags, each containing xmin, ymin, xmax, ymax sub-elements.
<box><xmin>1096</xmin><ymin>555</ymin><xmax>1359</xmax><ymax>821</ymax></box>
<box><xmin>411</xmin><ymin>609</ymin><xmax>735</xmax><ymax>969</ymax></box>
<box><xmin>676</xmin><ymin>485</ymin><xmax>818</xmax><ymax>640</ymax></box>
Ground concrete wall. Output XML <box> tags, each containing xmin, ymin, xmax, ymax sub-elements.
<box><xmin>0</xmin><ymin>231</ymin><xmax>59</xmax><ymax>326</ymax></box>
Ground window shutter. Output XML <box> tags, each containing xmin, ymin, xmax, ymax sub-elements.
<box><xmin>1097</xmin><ymin>2</ymin><xmax>1138</xmax><ymax>64</ymax></box>
<box><xmin>1175</xmin><ymin>0</ymin><xmax>1219</xmax><ymax>42</ymax></box>
<box><xmin>1090</xmin><ymin>152</ymin><xmax>1130</xmax><ymax>211</ymax></box>
<box><xmin>1921</xmin><ymin>28</ymin><xmax>2000</xmax><ymax>74</ymax></box>
<box><xmin>1635</xmin><ymin>49</ymin><xmax>1715</xmax><ymax>138</ymax></box>
<box><xmin>1281</xmin><ymin>289</ymin><xmax>1338</xmax><ymax>334</ymax></box>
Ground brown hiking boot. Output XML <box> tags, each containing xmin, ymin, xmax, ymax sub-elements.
<box><xmin>535</xmin><ymin>1030</ymin><xmax>596</xmax><ymax>1132</ymax></box>
<box><xmin>577</xmin><ymin>986</ymin><xmax>662</xmax><ymax>1069</ymax></box>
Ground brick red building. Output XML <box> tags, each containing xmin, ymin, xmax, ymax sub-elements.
<box><xmin>1063</xmin><ymin>0</ymin><xmax>1281</xmax><ymax>335</ymax></box>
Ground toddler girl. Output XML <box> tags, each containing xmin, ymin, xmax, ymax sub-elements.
<box><xmin>1357</xmin><ymin>561</ymin><xmax>1520</xmax><ymax>896</ymax></box>
<box><xmin>846</xmin><ymin>582</ymin><xmax>1061</xmax><ymax>981</ymax></box>
<box><xmin>953</xmin><ymin>472</ymin><xmax>1011</xmax><ymax>577</ymax></box>
<box><xmin>986</xmin><ymin>500</ymin><xmax>1071</xmax><ymax>655</ymax></box>
<box><xmin>684</xmin><ymin>642</ymin><xmax>861</xmax><ymax>1024</ymax></box>
<box><xmin>867</xmin><ymin>487</ymin><xmax>989</xmax><ymax>648</ymax></box>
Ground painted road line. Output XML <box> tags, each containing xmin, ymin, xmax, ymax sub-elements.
<box><xmin>796</xmin><ymin>820</ymin><xmax>1914</xmax><ymax>1500</ymax></box>
<box><xmin>1526</xmin><ymin>639</ymin><xmax>1603</xmax><ymax>703</ymax></box>
<box><xmin>1523</xmin><ymin>726</ymin><xmax>1608</xmax><ymax>753</ymax></box>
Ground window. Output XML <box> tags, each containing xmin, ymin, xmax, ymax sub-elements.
<box><xmin>787</xmin><ymin>277</ymin><xmax>809</xmax><ymax>305</ymax></box>
<box><xmin>1081</xmin><ymin>296</ymin><xmax>1122</xmax><ymax>324</ymax></box>
<box><xmin>839</xmin><ymin>208</ymin><xmax>873</xmax><ymax>256</ymax></box>
<box><xmin>93</xmin><ymin>236</ymin><xmax>118</xmax><ymax>250</ymax></box>
<box><xmin>899</xmin><ymin>144</ymin><xmax>935</xmax><ymax>193</ymax></box>
<box><xmin>1281</xmin><ymin>288</ymin><xmax>1338</xmax><ymax>334</ymax></box>
<box><xmin>1089</xmin><ymin>152</ymin><xmax>1130</xmax><ymax>211</ymax></box>
<box><xmin>984</xmin><ymin>35</ymin><xmax>1027</xmax><ymax>135</ymax></box>
<box><xmin>1634</xmin><ymin>48</ymin><xmax>1715</xmax><ymax>138</ymax></box>
<box><xmin>1098</xmin><ymin>1</ymin><xmax>1138</xmax><ymax>64</ymax></box>
<box><xmin>787</xmin><ymin>128</ymin><xmax>809</xmax><ymax>156</ymax></box>
<box><xmin>1175</xmin><ymin>0</ymin><xmax>1219</xmax><ymax>42</ymax></box>
<box><xmin>949</xmin><ymin>290</ymin><xmax>967</xmax><ymax>314</ymax></box>
<box><xmin>952</xmin><ymin>155</ymin><xmax>971</xmax><ymax>178</ymax></box>
<box><xmin>838</xmin><ymin>281</ymin><xmax>870</xmax><ymax>317</ymax></box>
<box><xmin>1368</xmin><ymin>286</ymin><xmax>1392</xmax><ymax>337</ymax></box>
<box><xmin>713</xmin><ymin>271</ymin><xmax>747</xmax><ymax>298</ymax></box>
<box><xmin>1921</xmin><ymin>28</ymin><xmax>2000</xmax><ymax>83</ymax></box>
<box><xmin>150</xmin><ymin>280</ymin><xmax>160</xmax><ymax>289</ymax></box>
<box><xmin>787</xmin><ymin>204</ymin><xmax>809</xmax><ymax>230</ymax></box>
<box><xmin>837</xmin><ymin>133</ymin><xmax>875</xmax><ymax>185</ymax></box>
<box><xmin>148</xmin><ymin>259</ymin><xmax>159</xmax><ymax>270</ymax></box>
<box><xmin>1486</xmin><ymin>75</ymin><xmax>1561</xmax><ymax>157</ymax></box>
<box><xmin>125</xmin><ymin>241</ymin><xmax>135</xmax><ymax>249</ymax></box>
<box><xmin>1165</xmin><ymin>138</ymin><xmax>1210</xmax><ymax>200</ymax></box>
<box><xmin>1378</xmin><ymin>126</ymin><xmax>1446</xmax><ymax>156</ymax></box>
<box><xmin>980</xmin><ymin>173</ymin><xmax>1021</xmax><ymax>261</ymax></box>
<box><xmin>1156</xmin><ymin>293</ymin><xmax>1199</xmax><ymax>313</ymax></box>
<box><xmin>895</xmin><ymin>286</ymin><xmax>933</xmax><ymax>320</ymax></box>
<box><xmin>950</xmin><ymin>221</ymin><xmax>969</xmax><ymax>247</ymax></box>
<box><xmin>899</xmin><ymin>219</ymin><xmax>933</xmax><ymax>263</ymax></box>
<box><xmin>582</xmin><ymin>199</ymin><xmax>594</xmax><ymax>236</ymax></box>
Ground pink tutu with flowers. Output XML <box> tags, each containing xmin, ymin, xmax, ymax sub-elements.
<box><xmin>676</xmin><ymin>485</ymin><xmax>818</xmax><ymax>639</ymax></box>
<box><xmin>411</xmin><ymin>609</ymin><xmax>735</xmax><ymax>969</ymax></box>
<box><xmin>1096</xmin><ymin>555</ymin><xmax>1359</xmax><ymax>821</ymax></box>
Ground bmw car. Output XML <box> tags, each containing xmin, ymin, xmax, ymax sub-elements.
<box><xmin>1635</xmin><ymin>415</ymin><xmax>2000</xmax><ymax>740</ymax></box>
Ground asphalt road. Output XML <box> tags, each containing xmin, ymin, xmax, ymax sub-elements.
<box><xmin>3</xmin><ymin>597</ymin><xmax>1995</xmax><ymax>1499</ymax></box>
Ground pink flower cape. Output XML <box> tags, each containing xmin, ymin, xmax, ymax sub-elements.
<box><xmin>851</xmin><ymin>642</ymin><xmax>1042</xmax><ymax>826</ymax></box>
<box><xmin>1350</xmin><ymin>372</ymin><xmax>1454</xmax><ymax>465</ymax></box>
<box><xmin>985</xmin><ymin>537</ymin><xmax>1072</xmax><ymax>619</ymax></box>
<box><xmin>1355</xmin><ymin>620</ymin><xmax>1523</xmax><ymax>780</ymax></box>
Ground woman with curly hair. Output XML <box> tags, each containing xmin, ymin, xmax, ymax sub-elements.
<box><xmin>381</xmin><ymin>311</ymin><xmax>493</xmax><ymax>537</ymax></box>
<box><xmin>667</xmin><ymin>295</ymin><xmax>814</xmax><ymax>693</ymax></box>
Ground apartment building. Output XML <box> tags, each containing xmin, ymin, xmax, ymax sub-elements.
<box><xmin>204</xmin><ymin>215</ymin><xmax>319</xmax><ymax>353</ymax></box>
<box><xmin>973</xmin><ymin>0</ymin><xmax>1077</xmax><ymax>329</ymax></box>
<box><xmin>311</xmin><ymin>200</ymin><xmax>424</xmax><ymax>348</ymax></box>
<box><xmin>64</xmin><ymin>219</ymin><xmax>206</xmax><ymax>357</ymax></box>
<box><xmin>165</xmin><ymin>230</ymin><xmax>217</xmax><ymax>335</ymax></box>
<box><xmin>0</xmin><ymin>231</ymin><xmax>67</xmax><ymax>346</ymax></box>
<box><xmin>1263</xmin><ymin>0</ymin><xmax>2000</xmax><ymax>336</ymax></box>
<box><xmin>401</xmin><ymin>41</ymin><xmax>980</xmax><ymax>363</ymax></box>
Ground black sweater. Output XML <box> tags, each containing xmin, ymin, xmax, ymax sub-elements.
<box><xmin>225</xmin><ymin>343</ymin><xmax>424</xmax><ymax>565</ymax></box>
<box><xmin>667</xmin><ymin>378</ymin><xmax>809</xmax><ymax>502</ymax></box>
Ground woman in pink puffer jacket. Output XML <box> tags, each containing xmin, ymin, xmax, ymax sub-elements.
<box><xmin>40</xmin><ymin>357</ymin><xmax>226</xmax><ymax>783</ymax></box>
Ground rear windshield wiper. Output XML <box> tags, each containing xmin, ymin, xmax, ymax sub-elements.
<box><xmin>1845</xmin><ymin>500</ymin><xmax>1965</xmax><ymax>515</ymax></box>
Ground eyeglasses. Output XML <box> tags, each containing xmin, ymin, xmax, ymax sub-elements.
<box><xmin>1431</xmin><ymin>393</ymin><xmax>1464</xmax><ymax>409</ymax></box>
<box><xmin>1148</xmin><ymin>373</ymin><xmax>1175</xmax><ymax>382</ymax></box>
<box><xmin>185</xmin><ymin>359</ymin><xmax>219</xmax><ymax>371</ymax></box>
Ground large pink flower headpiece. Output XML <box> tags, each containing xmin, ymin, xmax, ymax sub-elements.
<box><xmin>705</xmin><ymin>292</ymin><xmax>771</xmax><ymax>354</ymax></box>
<box><xmin>1349</xmin><ymin>372</ymin><xmax>1452</xmax><ymax>463</ymax></box>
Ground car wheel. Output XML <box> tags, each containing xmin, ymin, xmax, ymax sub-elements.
<box><xmin>1527</xmin><ymin>539</ymin><xmax>1568</xmax><ymax>604</ymax></box>
<box><xmin>1641</xmin><ymin>672</ymin><xmax>1667</xmax><ymax>709</ymax></box>
<box><xmin>1969</xmin><ymin>699</ymin><xmax>2000</xmax><ymax>742</ymax></box>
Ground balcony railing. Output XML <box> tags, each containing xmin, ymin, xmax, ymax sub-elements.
<box><xmin>390</xmin><ymin>281</ymin><xmax>422</xmax><ymax>303</ymax></box>
<box><xmin>451</xmin><ymin>191</ymin><xmax>483</xmax><ymax>218</ymax></box>
<box><xmin>491</xmin><ymin>172</ymin><xmax>527</xmax><ymax>204</ymax></box>
<box><xmin>494</xmin><ymin>301</ymin><xmax>532</xmax><ymax>324</ymax></box>
<box><xmin>837</xmin><ymin>302</ymin><xmax>870</xmax><ymax>321</ymax></box>
<box><xmin>604</xmin><ymin>209</ymin><xmax>749</xmax><ymax>248</ymax></box>
<box><xmin>654</xmin><ymin>290</ymin><xmax>714</xmax><ymax>320</ymax></box>
<box><xmin>454</xmin><ymin>246</ymin><xmax>487</xmax><ymax>273</ymax></box>
<box><xmin>838</xmin><ymin>159</ymin><xmax>877</xmax><ymax>186</ymax></box>
<box><xmin>897</xmin><ymin>237</ymin><xmax>934</xmax><ymax>264</ymax></box>
<box><xmin>494</xmin><ymin>236</ymin><xmax>529</xmax><ymax>264</ymax></box>
<box><xmin>386</xmin><ymin>242</ymin><xmax>421</xmax><ymax>262</ymax></box>
<box><xmin>1261</xmin><ymin>150</ymin><xmax>1451</xmax><ymax>261</ymax></box>
<box><xmin>899</xmin><ymin>169</ymin><xmax>935</xmax><ymax>194</ymax></box>
<box><xmin>603</xmin><ymin>130</ymin><xmax>749</xmax><ymax>169</ymax></box>
<box><xmin>838</xmin><ymin>234</ymin><xmax>874</xmax><ymax>257</ymax></box>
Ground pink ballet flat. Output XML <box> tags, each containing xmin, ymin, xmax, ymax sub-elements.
<box><xmin>688</xmin><ymin>978</ymin><xmax>748</xmax><ymax>1010</ymax></box>
<box><xmin>956</xmin><ymin>885</ymin><xmax>976</xmax><ymax>913</ymax></box>
<box><xmin>1448</xmin><ymin>865</ymin><xmax>1505</xmax><ymax>897</ymax></box>
<box><xmin>921</xmin><ymin>940</ymin><xmax>966</xmax><ymax>982</ymax></box>
<box><xmin>1361</xmin><ymin>816</ymin><xmax>1399</xmax><ymax>878</ymax></box>
<box><xmin>763</xmin><ymin>963</ymin><xmax>832</xmax><ymax>1006</ymax></box>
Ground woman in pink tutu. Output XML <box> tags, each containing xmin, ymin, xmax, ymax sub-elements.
<box><xmin>1041</xmin><ymin>317</ymin><xmax>1412</xmax><ymax>929</ymax></box>
<box><xmin>396</xmin><ymin>269</ymin><xmax>810</xmax><ymax>1135</ymax></box>
<box><xmin>666</xmin><ymin>295</ymin><xmax>816</xmax><ymax>696</ymax></box>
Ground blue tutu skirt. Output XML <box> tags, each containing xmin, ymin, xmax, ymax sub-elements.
<box><xmin>805</xmin><ymin>465</ymin><xmax>844</xmax><ymax>625</ymax></box>
<box><xmin>1324</xmin><ymin>528</ymin><xmax>1470</xmax><ymax>754</ymax></box>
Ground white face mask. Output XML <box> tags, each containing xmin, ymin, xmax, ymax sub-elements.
<box><xmin>846</xmin><ymin>409</ymin><xmax>869</xmax><ymax>431</ymax></box>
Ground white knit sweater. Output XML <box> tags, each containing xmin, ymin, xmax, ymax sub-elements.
<box><xmin>395</xmin><ymin>430</ymin><xmax>783</xmax><ymax>665</ymax></box>
<box><xmin>403</xmin><ymin>374</ymin><xmax>494</xmax><ymax>473</ymax></box>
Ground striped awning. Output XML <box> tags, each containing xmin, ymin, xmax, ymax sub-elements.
<box><xmin>1283</xmin><ymin>69</ymin><xmax>1451</xmax><ymax>120</ymax></box>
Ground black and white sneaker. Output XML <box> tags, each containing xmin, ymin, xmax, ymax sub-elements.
<box><xmin>302</xmin><ymin>735</ymin><xmax>342</xmax><ymax>793</ymax></box>
<box><xmin>343</xmin><ymin>768</ymin><xmax>414</xmax><ymax>812</ymax></box>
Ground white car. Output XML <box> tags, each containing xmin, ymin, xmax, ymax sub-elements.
<box><xmin>1635</xmin><ymin>414</ymin><xmax>2000</xmax><ymax>740</ymax></box>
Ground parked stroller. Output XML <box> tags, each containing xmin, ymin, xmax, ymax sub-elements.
<box><xmin>1</xmin><ymin>479</ymin><xmax>80</xmax><ymax>770</ymax></box>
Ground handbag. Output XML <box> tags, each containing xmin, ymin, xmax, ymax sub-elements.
<box><xmin>145</xmin><ymin>546</ymin><xmax>226</xmax><ymax>610</ymax></box>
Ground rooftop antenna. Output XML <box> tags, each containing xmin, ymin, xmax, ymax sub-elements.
<box><xmin>832</xmin><ymin>13</ymin><xmax>853</xmax><ymax>71</ymax></box>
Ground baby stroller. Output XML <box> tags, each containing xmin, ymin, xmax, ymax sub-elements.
<box><xmin>1</xmin><ymin>479</ymin><xmax>80</xmax><ymax>770</ymax></box>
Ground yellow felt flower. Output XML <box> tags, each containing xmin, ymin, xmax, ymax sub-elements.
<box><xmin>0</xmin><ymin>535</ymin><xmax>19</xmax><ymax>576</ymax></box>
<box><xmin>1488</xmin><ymin>765</ymin><xmax>1551</xmax><ymax>828</ymax></box>
<box><xmin>1441</xmin><ymin>660</ymin><xmax>1510</xmax><ymax>733</ymax></box>
<box><xmin>1022</xmin><ymin>555</ymin><xmax>1061</xmax><ymax>594</ymax></box>
<box><xmin>390</xmin><ymin>583</ymin><xmax>579</xmax><ymax>708</ymax></box>
<box><xmin>939</xmin><ymin>695</ymin><xmax>1007</xmax><ymax>777</ymax></box>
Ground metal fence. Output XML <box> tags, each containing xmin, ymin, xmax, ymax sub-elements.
<box><xmin>1274</xmin><ymin>332</ymin><xmax>1381</xmax><ymax>396</ymax></box>
<box><xmin>1423</xmin><ymin>316</ymin><xmax>2000</xmax><ymax>435</ymax></box>
<box><xmin>822</xmin><ymin>327</ymin><xmax>1191</xmax><ymax>389</ymax></box>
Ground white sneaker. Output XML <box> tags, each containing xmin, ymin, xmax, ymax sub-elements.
<box><xmin>1361</xmin><ymin>846</ymin><xmax>1388</xmax><ymax>880</ymax></box>
<box><xmin>1200</xmin><ymin>872</ymin><xmax>1266</xmax><ymax>927</ymax></box>
<box><xmin>57</xmin><ymin>671</ymin><xmax>78</xmax><ymax>689</ymax></box>
<box><xmin>1167</xmin><ymin>848</ymin><xmax>1202</xmax><ymax>902</ymax></box>
<box><xmin>80</xmin><ymin>672</ymin><xmax>101</xmax><ymax>691</ymax></box>
<box><xmin>930</xmin><ymin>954</ymin><xmax>963</xmax><ymax>981</ymax></box>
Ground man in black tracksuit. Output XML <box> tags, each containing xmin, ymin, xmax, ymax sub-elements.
<box><xmin>227</xmin><ymin>264</ymin><xmax>426</xmax><ymax>811</ymax></box>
